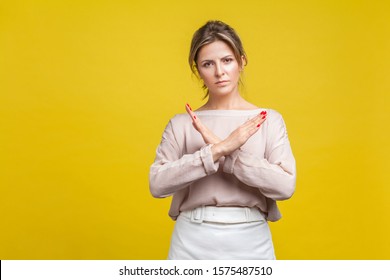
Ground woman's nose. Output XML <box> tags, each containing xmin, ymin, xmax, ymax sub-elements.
<box><xmin>215</xmin><ymin>63</ymin><xmax>224</xmax><ymax>77</ymax></box>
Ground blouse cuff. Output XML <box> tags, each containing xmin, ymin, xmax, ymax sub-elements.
<box><xmin>200</xmin><ymin>144</ymin><xmax>219</xmax><ymax>175</ymax></box>
<box><xmin>223</xmin><ymin>149</ymin><xmax>240</xmax><ymax>174</ymax></box>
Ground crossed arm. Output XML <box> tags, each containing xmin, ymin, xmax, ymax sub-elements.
<box><xmin>185</xmin><ymin>103</ymin><xmax>268</xmax><ymax>162</ymax></box>
<box><xmin>149</xmin><ymin>105</ymin><xmax>296</xmax><ymax>200</ymax></box>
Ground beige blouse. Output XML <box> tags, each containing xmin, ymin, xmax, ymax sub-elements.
<box><xmin>149</xmin><ymin>109</ymin><xmax>296</xmax><ymax>222</ymax></box>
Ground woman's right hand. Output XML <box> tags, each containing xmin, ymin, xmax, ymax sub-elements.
<box><xmin>185</xmin><ymin>103</ymin><xmax>221</xmax><ymax>145</ymax></box>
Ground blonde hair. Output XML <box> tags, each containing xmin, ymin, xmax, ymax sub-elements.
<box><xmin>188</xmin><ymin>20</ymin><xmax>247</xmax><ymax>97</ymax></box>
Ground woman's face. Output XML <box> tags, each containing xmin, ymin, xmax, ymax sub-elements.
<box><xmin>196</xmin><ymin>40</ymin><xmax>243</xmax><ymax>97</ymax></box>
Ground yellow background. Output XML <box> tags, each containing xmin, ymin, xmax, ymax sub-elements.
<box><xmin>1</xmin><ymin>0</ymin><xmax>389</xmax><ymax>259</ymax></box>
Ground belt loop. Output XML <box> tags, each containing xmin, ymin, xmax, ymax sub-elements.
<box><xmin>245</xmin><ymin>207</ymin><xmax>250</xmax><ymax>222</ymax></box>
<box><xmin>191</xmin><ymin>206</ymin><xmax>204</xmax><ymax>224</ymax></box>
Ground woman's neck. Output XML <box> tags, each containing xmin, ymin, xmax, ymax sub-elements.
<box><xmin>200</xmin><ymin>93</ymin><xmax>257</xmax><ymax>111</ymax></box>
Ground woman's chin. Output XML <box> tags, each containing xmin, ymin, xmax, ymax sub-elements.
<box><xmin>209</xmin><ymin>86</ymin><xmax>238</xmax><ymax>97</ymax></box>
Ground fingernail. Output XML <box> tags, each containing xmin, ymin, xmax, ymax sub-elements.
<box><xmin>257</xmin><ymin>123</ymin><xmax>261</xmax><ymax>127</ymax></box>
<box><xmin>262</xmin><ymin>115</ymin><xmax>266</xmax><ymax>119</ymax></box>
<box><xmin>186</xmin><ymin>103</ymin><xmax>193</xmax><ymax>111</ymax></box>
<box><xmin>194</xmin><ymin>115</ymin><xmax>197</xmax><ymax>119</ymax></box>
<box><xmin>260</xmin><ymin>111</ymin><xmax>267</xmax><ymax>115</ymax></box>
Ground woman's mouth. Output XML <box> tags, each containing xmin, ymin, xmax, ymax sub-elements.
<box><xmin>215</xmin><ymin>80</ymin><xmax>229</xmax><ymax>85</ymax></box>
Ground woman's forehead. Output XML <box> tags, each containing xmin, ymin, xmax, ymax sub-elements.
<box><xmin>197</xmin><ymin>41</ymin><xmax>234</xmax><ymax>60</ymax></box>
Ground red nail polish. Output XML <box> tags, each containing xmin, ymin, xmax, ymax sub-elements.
<box><xmin>257</xmin><ymin>123</ymin><xmax>261</xmax><ymax>127</ymax></box>
<box><xmin>262</xmin><ymin>115</ymin><xmax>266</xmax><ymax>119</ymax></box>
<box><xmin>260</xmin><ymin>111</ymin><xmax>267</xmax><ymax>115</ymax></box>
<box><xmin>194</xmin><ymin>115</ymin><xmax>197</xmax><ymax>119</ymax></box>
<box><xmin>187</xmin><ymin>103</ymin><xmax>193</xmax><ymax>111</ymax></box>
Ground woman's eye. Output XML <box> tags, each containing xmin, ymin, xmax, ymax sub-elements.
<box><xmin>224</xmin><ymin>58</ymin><xmax>233</xmax><ymax>63</ymax></box>
<box><xmin>202</xmin><ymin>62</ymin><xmax>211</xmax><ymax>68</ymax></box>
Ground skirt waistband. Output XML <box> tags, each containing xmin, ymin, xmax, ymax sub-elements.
<box><xmin>180</xmin><ymin>206</ymin><xmax>265</xmax><ymax>224</ymax></box>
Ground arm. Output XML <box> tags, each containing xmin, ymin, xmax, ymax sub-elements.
<box><xmin>185</xmin><ymin>103</ymin><xmax>267</xmax><ymax>162</ymax></box>
<box><xmin>223</xmin><ymin>111</ymin><xmax>296</xmax><ymax>201</ymax></box>
<box><xmin>183</xmin><ymin>104</ymin><xmax>295</xmax><ymax>200</ymax></box>
<box><xmin>149</xmin><ymin>120</ymin><xmax>219</xmax><ymax>198</ymax></box>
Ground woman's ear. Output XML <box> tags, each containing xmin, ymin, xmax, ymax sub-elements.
<box><xmin>196</xmin><ymin>65</ymin><xmax>204</xmax><ymax>80</ymax></box>
<box><xmin>241</xmin><ymin>55</ymin><xmax>247</xmax><ymax>70</ymax></box>
<box><xmin>192</xmin><ymin>63</ymin><xmax>202</xmax><ymax>79</ymax></box>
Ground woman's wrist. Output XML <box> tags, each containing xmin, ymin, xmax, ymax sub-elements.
<box><xmin>211</xmin><ymin>142</ymin><xmax>226</xmax><ymax>162</ymax></box>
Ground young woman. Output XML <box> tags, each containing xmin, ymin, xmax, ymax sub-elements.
<box><xmin>149</xmin><ymin>20</ymin><xmax>296</xmax><ymax>259</ymax></box>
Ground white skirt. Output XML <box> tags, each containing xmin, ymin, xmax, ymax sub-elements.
<box><xmin>168</xmin><ymin>207</ymin><xmax>276</xmax><ymax>260</ymax></box>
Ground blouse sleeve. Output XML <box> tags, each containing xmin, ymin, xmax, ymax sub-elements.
<box><xmin>149</xmin><ymin>120</ymin><xmax>219</xmax><ymax>198</ymax></box>
<box><xmin>222</xmin><ymin>111</ymin><xmax>296</xmax><ymax>201</ymax></box>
